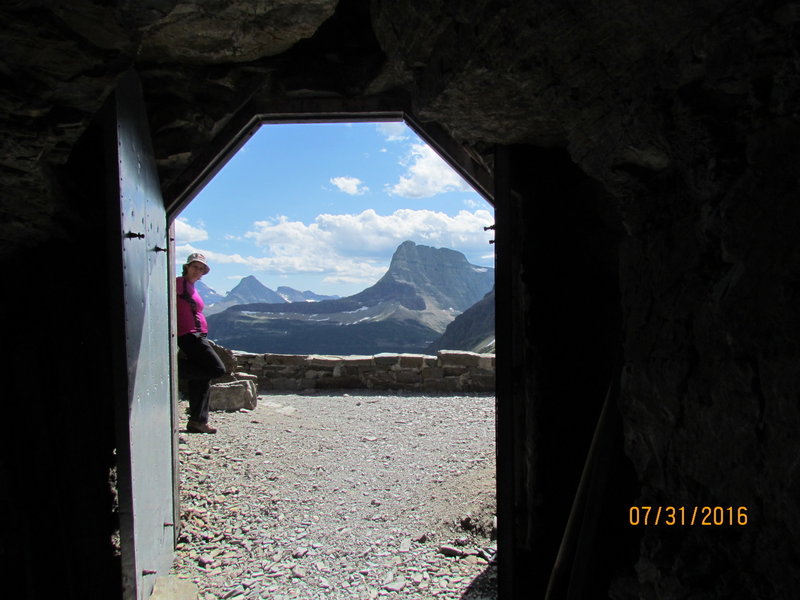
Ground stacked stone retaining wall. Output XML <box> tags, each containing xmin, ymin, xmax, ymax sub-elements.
<box><xmin>232</xmin><ymin>350</ymin><xmax>495</xmax><ymax>393</ymax></box>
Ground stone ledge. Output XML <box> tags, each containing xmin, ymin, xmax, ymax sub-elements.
<box><xmin>149</xmin><ymin>576</ymin><xmax>199</xmax><ymax>600</ymax></box>
<box><xmin>230</xmin><ymin>350</ymin><xmax>495</xmax><ymax>393</ymax></box>
<box><xmin>437</xmin><ymin>350</ymin><xmax>482</xmax><ymax>367</ymax></box>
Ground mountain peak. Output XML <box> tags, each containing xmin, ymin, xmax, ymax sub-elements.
<box><xmin>396</xmin><ymin>239</ymin><xmax>417</xmax><ymax>251</ymax></box>
<box><xmin>351</xmin><ymin>241</ymin><xmax>494</xmax><ymax>312</ymax></box>
<box><xmin>227</xmin><ymin>275</ymin><xmax>285</xmax><ymax>304</ymax></box>
<box><xmin>390</xmin><ymin>241</ymin><xmax>469</xmax><ymax>266</ymax></box>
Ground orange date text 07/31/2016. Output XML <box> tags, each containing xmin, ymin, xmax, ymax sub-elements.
<box><xmin>628</xmin><ymin>506</ymin><xmax>748</xmax><ymax>526</ymax></box>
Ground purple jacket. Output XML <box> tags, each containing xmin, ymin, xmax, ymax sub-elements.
<box><xmin>176</xmin><ymin>276</ymin><xmax>208</xmax><ymax>336</ymax></box>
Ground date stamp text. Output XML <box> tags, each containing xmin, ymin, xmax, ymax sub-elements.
<box><xmin>628</xmin><ymin>506</ymin><xmax>748</xmax><ymax>526</ymax></box>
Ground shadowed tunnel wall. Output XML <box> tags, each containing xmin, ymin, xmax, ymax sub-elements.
<box><xmin>496</xmin><ymin>145</ymin><xmax>635</xmax><ymax>598</ymax></box>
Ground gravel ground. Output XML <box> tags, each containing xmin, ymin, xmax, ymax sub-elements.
<box><xmin>171</xmin><ymin>392</ymin><xmax>497</xmax><ymax>599</ymax></box>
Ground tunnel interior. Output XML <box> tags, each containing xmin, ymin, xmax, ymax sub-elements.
<box><xmin>2</xmin><ymin>1</ymin><xmax>799</xmax><ymax>599</ymax></box>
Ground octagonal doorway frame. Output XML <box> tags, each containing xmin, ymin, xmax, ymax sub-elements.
<box><xmin>161</xmin><ymin>104</ymin><xmax>520</xmax><ymax>597</ymax></box>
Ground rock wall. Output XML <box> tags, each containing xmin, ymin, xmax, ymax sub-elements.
<box><xmin>196</xmin><ymin>346</ymin><xmax>495</xmax><ymax>412</ymax></box>
<box><xmin>232</xmin><ymin>350</ymin><xmax>495</xmax><ymax>393</ymax></box>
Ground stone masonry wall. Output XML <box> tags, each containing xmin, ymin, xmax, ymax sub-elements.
<box><xmin>232</xmin><ymin>350</ymin><xmax>495</xmax><ymax>393</ymax></box>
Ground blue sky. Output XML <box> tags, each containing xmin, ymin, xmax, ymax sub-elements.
<box><xmin>174</xmin><ymin>121</ymin><xmax>495</xmax><ymax>297</ymax></box>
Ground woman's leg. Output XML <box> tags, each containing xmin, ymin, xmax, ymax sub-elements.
<box><xmin>177</xmin><ymin>334</ymin><xmax>225</xmax><ymax>424</ymax></box>
<box><xmin>186</xmin><ymin>378</ymin><xmax>212</xmax><ymax>424</ymax></box>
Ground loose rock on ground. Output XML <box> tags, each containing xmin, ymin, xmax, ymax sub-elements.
<box><xmin>171</xmin><ymin>392</ymin><xmax>497</xmax><ymax>599</ymax></box>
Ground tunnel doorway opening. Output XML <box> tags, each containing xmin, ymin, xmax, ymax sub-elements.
<box><xmin>167</xmin><ymin>118</ymin><xmax>498</xmax><ymax>598</ymax></box>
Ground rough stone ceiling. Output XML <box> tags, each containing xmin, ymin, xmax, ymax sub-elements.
<box><xmin>1</xmin><ymin>0</ymin><xmax>796</xmax><ymax>256</ymax></box>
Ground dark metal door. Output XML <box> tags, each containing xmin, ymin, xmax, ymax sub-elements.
<box><xmin>110</xmin><ymin>71</ymin><xmax>175</xmax><ymax>600</ymax></box>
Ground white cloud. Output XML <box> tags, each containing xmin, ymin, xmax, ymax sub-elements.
<box><xmin>245</xmin><ymin>207</ymin><xmax>493</xmax><ymax>260</ymax></box>
<box><xmin>387</xmin><ymin>143</ymin><xmax>471</xmax><ymax>198</ymax></box>
<box><xmin>178</xmin><ymin>236</ymin><xmax>386</xmax><ymax>286</ymax></box>
<box><xmin>175</xmin><ymin>244</ymin><xmax>254</xmax><ymax>269</ymax></box>
<box><xmin>322</xmin><ymin>275</ymin><xmax>380</xmax><ymax>285</ymax></box>
<box><xmin>313</xmin><ymin>208</ymin><xmax>494</xmax><ymax>254</ymax></box>
<box><xmin>463</xmin><ymin>197</ymin><xmax>483</xmax><ymax>209</ymax></box>
<box><xmin>330</xmin><ymin>176</ymin><xmax>369</xmax><ymax>195</ymax></box>
<box><xmin>174</xmin><ymin>217</ymin><xmax>208</xmax><ymax>244</ymax></box>
<box><xmin>176</xmin><ymin>208</ymin><xmax>494</xmax><ymax>288</ymax></box>
<box><xmin>376</xmin><ymin>122</ymin><xmax>408</xmax><ymax>142</ymax></box>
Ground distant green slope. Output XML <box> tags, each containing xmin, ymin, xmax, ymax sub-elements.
<box><xmin>427</xmin><ymin>287</ymin><xmax>495</xmax><ymax>353</ymax></box>
<box><xmin>210</xmin><ymin>312</ymin><xmax>440</xmax><ymax>355</ymax></box>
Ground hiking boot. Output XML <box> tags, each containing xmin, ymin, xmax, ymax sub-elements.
<box><xmin>187</xmin><ymin>420</ymin><xmax>217</xmax><ymax>434</ymax></box>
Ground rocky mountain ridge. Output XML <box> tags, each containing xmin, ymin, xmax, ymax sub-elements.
<box><xmin>195</xmin><ymin>280</ymin><xmax>225</xmax><ymax>305</ymax></box>
<box><xmin>276</xmin><ymin>286</ymin><xmax>338</xmax><ymax>303</ymax></box>
<box><xmin>226</xmin><ymin>275</ymin><xmax>285</xmax><ymax>305</ymax></box>
<box><xmin>200</xmin><ymin>276</ymin><xmax>340</xmax><ymax>316</ymax></box>
<box><xmin>207</xmin><ymin>241</ymin><xmax>494</xmax><ymax>354</ymax></box>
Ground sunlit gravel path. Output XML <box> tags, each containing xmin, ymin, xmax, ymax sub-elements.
<box><xmin>171</xmin><ymin>392</ymin><xmax>497</xmax><ymax>600</ymax></box>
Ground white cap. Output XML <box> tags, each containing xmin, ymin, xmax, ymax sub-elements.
<box><xmin>185</xmin><ymin>252</ymin><xmax>210</xmax><ymax>274</ymax></box>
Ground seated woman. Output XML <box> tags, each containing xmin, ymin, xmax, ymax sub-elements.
<box><xmin>176</xmin><ymin>252</ymin><xmax>225</xmax><ymax>433</ymax></box>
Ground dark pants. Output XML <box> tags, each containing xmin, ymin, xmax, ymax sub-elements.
<box><xmin>177</xmin><ymin>333</ymin><xmax>226</xmax><ymax>424</ymax></box>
